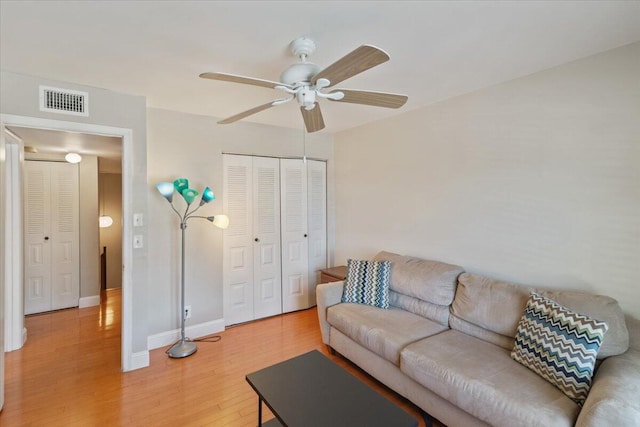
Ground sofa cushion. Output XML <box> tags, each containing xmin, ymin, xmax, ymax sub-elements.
<box><xmin>450</xmin><ymin>273</ymin><xmax>533</xmax><ymax>349</ymax></box>
<box><xmin>373</xmin><ymin>251</ymin><xmax>464</xmax><ymax>306</ymax></box>
<box><xmin>511</xmin><ymin>292</ymin><xmax>608</xmax><ymax>405</ymax></box>
<box><xmin>401</xmin><ymin>330</ymin><xmax>580</xmax><ymax>427</ymax></box>
<box><xmin>451</xmin><ymin>273</ymin><xmax>629</xmax><ymax>358</ymax></box>
<box><xmin>538</xmin><ymin>290</ymin><xmax>628</xmax><ymax>358</ymax></box>
<box><xmin>341</xmin><ymin>259</ymin><xmax>391</xmax><ymax>308</ymax></box>
<box><xmin>390</xmin><ymin>290</ymin><xmax>450</xmax><ymax>326</ymax></box>
<box><xmin>327</xmin><ymin>303</ymin><xmax>448</xmax><ymax>366</ymax></box>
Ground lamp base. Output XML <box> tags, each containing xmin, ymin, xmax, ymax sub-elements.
<box><xmin>167</xmin><ymin>339</ymin><xmax>198</xmax><ymax>358</ymax></box>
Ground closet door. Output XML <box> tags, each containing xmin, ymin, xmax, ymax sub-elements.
<box><xmin>306</xmin><ymin>160</ymin><xmax>327</xmax><ymax>307</ymax></box>
<box><xmin>252</xmin><ymin>157</ymin><xmax>281</xmax><ymax>319</ymax></box>
<box><xmin>49</xmin><ymin>162</ymin><xmax>80</xmax><ymax>310</ymax></box>
<box><xmin>24</xmin><ymin>162</ymin><xmax>53</xmax><ymax>314</ymax></box>
<box><xmin>24</xmin><ymin>161</ymin><xmax>79</xmax><ymax>315</ymax></box>
<box><xmin>280</xmin><ymin>159</ymin><xmax>309</xmax><ymax>313</ymax></box>
<box><xmin>222</xmin><ymin>155</ymin><xmax>254</xmax><ymax>325</ymax></box>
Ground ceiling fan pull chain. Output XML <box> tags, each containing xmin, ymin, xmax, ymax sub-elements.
<box><xmin>302</xmin><ymin>122</ymin><xmax>307</xmax><ymax>163</ymax></box>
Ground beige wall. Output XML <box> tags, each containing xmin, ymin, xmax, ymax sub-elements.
<box><xmin>79</xmin><ymin>156</ymin><xmax>100</xmax><ymax>298</ymax></box>
<box><xmin>334</xmin><ymin>42</ymin><xmax>640</xmax><ymax>318</ymax></box>
<box><xmin>0</xmin><ymin>70</ymin><xmax>149</xmax><ymax>352</ymax></box>
<box><xmin>99</xmin><ymin>173</ymin><xmax>123</xmax><ymax>289</ymax></box>
<box><xmin>146</xmin><ymin>107</ymin><xmax>334</xmax><ymax>335</ymax></box>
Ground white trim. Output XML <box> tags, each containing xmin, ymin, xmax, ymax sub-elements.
<box><xmin>78</xmin><ymin>295</ymin><xmax>100</xmax><ymax>308</ymax></box>
<box><xmin>129</xmin><ymin>351</ymin><xmax>150</xmax><ymax>371</ymax></box>
<box><xmin>3</xmin><ymin>132</ymin><xmax>24</xmax><ymax>352</ymax></box>
<box><xmin>147</xmin><ymin>318</ymin><xmax>225</xmax><ymax>351</ymax></box>
<box><xmin>0</xmin><ymin>114</ymin><xmax>139</xmax><ymax>371</ymax></box>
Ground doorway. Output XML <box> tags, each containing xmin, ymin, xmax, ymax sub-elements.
<box><xmin>1</xmin><ymin>113</ymin><xmax>135</xmax><ymax>371</ymax></box>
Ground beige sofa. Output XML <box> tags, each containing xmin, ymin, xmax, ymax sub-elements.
<box><xmin>316</xmin><ymin>251</ymin><xmax>640</xmax><ymax>427</ymax></box>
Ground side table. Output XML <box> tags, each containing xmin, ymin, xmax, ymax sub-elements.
<box><xmin>319</xmin><ymin>265</ymin><xmax>347</xmax><ymax>284</ymax></box>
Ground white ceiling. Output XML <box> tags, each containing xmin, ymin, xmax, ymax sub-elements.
<box><xmin>1</xmin><ymin>1</ymin><xmax>639</xmax><ymax>135</ymax></box>
<box><xmin>6</xmin><ymin>125</ymin><xmax>122</xmax><ymax>160</ymax></box>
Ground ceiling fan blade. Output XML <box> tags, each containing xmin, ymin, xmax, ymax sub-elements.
<box><xmin>218</xmin><ymin>99</ymin><xmax>285</xmax><ymax>124</ymax></box>
<box><xmin>300</xmin><ymin>103</ymin><xmax>325</xmax><ymax>133</ymax></box>
<box><xmin>311</xmin><ymin>45</ymin><xmax>390</xmax><ymax>87</ymax></box>
<box><xmin>329</xmin><ymin>89</ymin><xmax>408</xmax><ymax>109</ymax></box>
<box><xmin>200</xmin><ymin>72</ymin><xmax>289</xmax><ymax>89</ymax></box>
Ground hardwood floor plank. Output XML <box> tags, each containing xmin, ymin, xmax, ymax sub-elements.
<box><xmin>2</xmin><ymin>288</ymin><xmax>442</xmax><ymax>426</ymax></box>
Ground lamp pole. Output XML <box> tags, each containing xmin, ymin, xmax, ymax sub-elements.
<box><xmin>156</xmin><ymin>179</ymin><xmax>229</xmax><ymax>359</ymax></box>
<box><xmin>167</xmin><ymin>219</ymin><xmax>195</xmax><ymax>358</ymax></box>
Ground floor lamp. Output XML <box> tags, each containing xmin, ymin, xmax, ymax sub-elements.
<box><xmin>156</xmin><ymin>178</ymin><xmax>229</xmax><ymax>358</ymax></box>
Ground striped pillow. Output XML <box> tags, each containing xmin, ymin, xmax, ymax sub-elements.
<box><xmin>341</xmin><ymin>259</ymin><xmax>391</xmax><ymax>309</ymax></box>
<box><xmin>511</xmin><ymin>292</ymin><xmax>608</xmax><ymax>405</ymax></box>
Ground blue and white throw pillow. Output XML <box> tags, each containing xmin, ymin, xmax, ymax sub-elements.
<box><xmin>511</xmin><ymin>292</ymin><xmax>608</xmax><ymax>405</ymax></box>
<box><xmin>341</xmin><ymin>259</ymin><xmax>391</xmax><ymax>309</ymax></box>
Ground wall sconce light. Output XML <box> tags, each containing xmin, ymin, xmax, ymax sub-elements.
<box><xmin>99</xmin><ymin>175</ymin><xmax>113</xmax><ymax>228</ymax></box>
<box><xmin>156</xmin><ymin>178</ymin><xmax>229</xmax><ymax>358</ymax></box>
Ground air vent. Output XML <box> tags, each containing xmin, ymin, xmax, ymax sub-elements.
<box><xmin>39</xmin><ymin>86</ymin><xmax>89</xmax><ymax>116</ymax></box>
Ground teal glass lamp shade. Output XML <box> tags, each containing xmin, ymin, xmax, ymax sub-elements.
<box><xmin>156</xmin><ymin>182</ymin><xmax>174</xmax><ymax>203</ymax></box>
<box><xmin>201</xmin><ymin>187</ymin><xmax>216</xmax><ymax>203</ymax></box>
<box><xmin>181</xmin><ymin>188</ymin><xmax>199</xmax><ymax>205</ymax></box>
<box><xmin>173</xmin><ymin>178</ymin><xmax>189</xmax><ymax>195</ymax></box>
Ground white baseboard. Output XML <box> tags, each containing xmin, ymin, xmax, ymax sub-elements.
<box><xmin>127</xmin><ymin>351</ymin><xmax>150</xmax><ymax>371</ymax></box>
<box><xmin>147</xmin><ymin>318</ymin><xmax>225</xmax><ymax>351</ymax></box>
<box><xmin>79</xmin><ymin>295</ymin><xmax>100</xmax><ymax>308</ymax></box>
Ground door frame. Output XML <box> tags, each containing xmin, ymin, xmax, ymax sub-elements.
<box><xmin>0</xmin><ymin>113</ymin><xmax>135</xmax><ymax>372</ymax></box>
<box><xmin>3</xmin><ymin>128</ymin><xmax>24</xmax><ymax>351</ymax></box>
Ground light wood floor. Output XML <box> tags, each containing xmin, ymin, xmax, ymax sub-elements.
<box><xmin>2</xmin><ymin>288</ymin><xmax>442</xmax><ymax>426</ymax></box>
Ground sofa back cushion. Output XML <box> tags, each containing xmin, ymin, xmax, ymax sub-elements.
<box><xmin>450</xmin><ymin>273</ymin><xmax>532</xmax><ymax>350</ymax></box>
<box><xmin>450</xmin><ymin>273</ymin><xmax>629</xmax><ymax>358</ymax></box>
<box><xmin>389</xmin><ymin>290</ymin><xmax>451</xmax><ymax>326</ymax></box>
<box><xmin>373</xmin><ymin>251</ymin><xmax>464</xmax><ymax>306</ymax></box>
<box><xmin>537</xmin><ymin>290</ymin><xmax>628</xmax><ymax>358</ymax></box>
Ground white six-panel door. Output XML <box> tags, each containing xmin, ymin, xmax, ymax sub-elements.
<box><xmin>24</xmin><ymin>161</ymin><xmax>79</xmax><ymax>315</ymax></box>
<box><xmin>222</xmin><ymin>155</ymin><xmax>254</xmax><ymax>325</ymax></box>
<box><xmin>252</xmin><ymin>157</ymin><xmax>282</xmax><ymax>319</ymax></box>
<box><xmin>280</xmin><ymin>159</ymin><xmax>309</xmax><ymax>313</ymax></box>
<box><xmin>306</xmin><ymin>160</ymin><xmax>327</xmax><ymax>307</ymax></box>
<box><xmin>223</xmin><ymin>155</ymin><xmax>326</xmax><ymax>322</ymax></box>
<box><xmin>223</xmin><ymin>155</ymin><xmax>281</xmax><ymax>325</ymax></box>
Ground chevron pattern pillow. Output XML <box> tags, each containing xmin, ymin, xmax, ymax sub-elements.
<box><xmin>341</xmin><ymin>259</ymin><xmax>391</xmax><ymax>309</ymax></box>
<box><xmin>511</xmin><ymin>292</ymin><xmax>608</xmax><ymax>405</ymax></box>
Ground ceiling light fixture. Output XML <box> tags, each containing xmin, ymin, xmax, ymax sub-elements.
<box><xmin>65</xmin><ymin>152</ymin><xmax>82</xmax><ymax>163</ymax></box>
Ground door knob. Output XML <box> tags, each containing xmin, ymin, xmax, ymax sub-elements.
<box><xmin>304</xmin><ymin>234</ymin><xmax>308</xmax><ymax>238</ymax></box>
<box><xmin>254</xmin><ymin>238</ymin><xmax>259</xmax><ymax>242</ymax></box>
<box><xmin>44</xmin><ymin>236</ymin><xmax>49</xmax><ymax>241</ymax></box>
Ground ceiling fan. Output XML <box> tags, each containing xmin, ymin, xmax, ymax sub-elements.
<box><xmin>200</xmin><ymin>37</ymin><xmax>408</xmax><ymax>133</ymax></box>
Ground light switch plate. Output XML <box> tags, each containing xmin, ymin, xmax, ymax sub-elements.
<box><xmin>133</xmin><ymin>213</ymin><xmax>144</xmax><ymax>227</ymax></box>
<box><xmin>133</xmin><ymin>235</ymin><xmax>144</xmax><ymax>248</ymax></box>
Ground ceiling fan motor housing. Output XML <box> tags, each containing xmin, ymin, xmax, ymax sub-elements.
<box><xmin>280</xmin><ymin>62</ymin><xmax>320</xmax><ymax>86</ymax></box>
<box><xmin>297</xmin><ymin>86</ymin><xmax>316</xmax><ymax>109</ymax></box>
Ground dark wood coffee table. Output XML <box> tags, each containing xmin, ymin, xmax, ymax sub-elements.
<box><xmin>246</xmin><ymin>350</ymin><xmax>418</xmax><ymax>427</ymax></box>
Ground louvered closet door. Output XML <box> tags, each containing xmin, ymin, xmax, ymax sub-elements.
<box><xmin>252</xmin><ymin>157</ymin><xmax>282</xmax><ymax>319</ymax></box>
<box><xmin>223</xmin><ymin>155</ymin><xmax>254</xmax><ymax>325</ymax></box>
<box><xmin>306</xmin><ymin>160</ymin><xmax>327</xmax><ymax>307</ymax></box>
<box><xmin>280</xmin><ymin>159</ymin><xmax>309</xmax><ymax>313</ymax></box>
<box><xmin>24</xmin><ymin>162</ymin><xmax>53</xmax><ymax>314</ymax></box>
<box><xmin>24</xmin><ymin>161</ymin><xmax>79</xmax><ymax>315</ymax></box>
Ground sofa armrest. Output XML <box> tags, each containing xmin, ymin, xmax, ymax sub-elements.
<box><xmin>316</xmin><ymin>281</ymin><xmax>344</xmax><ymax>345</ymax></box>
<box><xmin>576</xmin><ymin>316</ymin><xmax>640</xmax><ymax>427</ymax></box>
